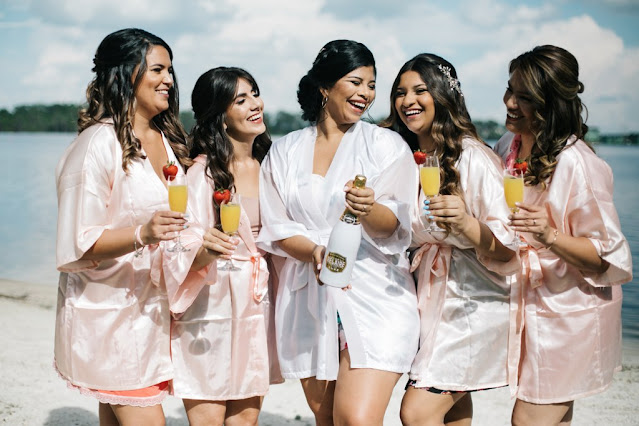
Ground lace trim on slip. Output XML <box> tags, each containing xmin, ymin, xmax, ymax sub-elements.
<box><xmin>53</xmin><ymin>361</ymin><xmax>168</xmax><ymax>407</ymax></box>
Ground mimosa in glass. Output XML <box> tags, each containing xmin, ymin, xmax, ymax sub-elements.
<box><xmin>504</xmin><ymin>168</ymin><xmax>527</xmax><ymax>247</ymax></box>
<box><xmin>420</xmin><ymin>155</ymin><xmax>444</xmax><ymax>232</ymax></box>
<box><xmin>219</xmin><ymin>194</ymin><xmax>241</xmax><ymax>271</ymax></box>
<box><xmin>168</xmin><ymin>175</ymin><xmax>189</xmax><ymax>252</ymax></box>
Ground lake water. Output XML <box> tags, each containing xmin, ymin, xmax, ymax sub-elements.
<box><xmin>1</xmin><ymin>132</ymin><xmax>637</xmax><ymax>353</ymax></box>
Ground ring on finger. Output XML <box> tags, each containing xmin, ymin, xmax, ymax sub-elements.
<box><xmin>533</xmin><ymin>219</ymin><xmax>537</xmax><ymax>225</ymax></box>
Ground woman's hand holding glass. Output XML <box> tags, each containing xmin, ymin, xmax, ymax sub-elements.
<box><xmin>422</xmin><ymin>194</ymin><xmax>469</xmax><ymax>234</ymax></box>
<box><xmin>139</xmin><ymin>210</ymin><xmax>188</xmax><ymax>247</ymax></box>
<box><xmin>201</xmin><ymin>227</ymin><xmax>238</xmax><ymax>261</ymax></box>
<box><xmin>508</xmin><ymin>202</ymin><xmax>556</xmax><ymax>246</ymax></box>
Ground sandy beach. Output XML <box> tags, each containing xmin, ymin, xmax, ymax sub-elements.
<box><xmin>1</xmin><ymin>278</ymin><xmax>637</xmax><ymax>425</ymax></box>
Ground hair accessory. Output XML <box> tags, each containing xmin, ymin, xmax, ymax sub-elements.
<box><xmin>437</xmin><ymin>64</ymin><xmax>463</xmax><ymax>97</ymax></box>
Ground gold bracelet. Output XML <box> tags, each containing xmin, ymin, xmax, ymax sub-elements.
<box><xmin>546</xmin><ymin>229</ymin><xmax>559</xmax><ymax>249</ymax></box>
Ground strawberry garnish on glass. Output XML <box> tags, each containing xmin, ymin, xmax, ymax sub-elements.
<box><xmin>513</xmin><ymin>158</ymin><xmax>528</xmax><ymax>174</ymax></box>
<box><xmin>413</xmin><ymin>150</ymin><xmax>427</xmax><ymax>165</ymax></box>
<box><xmin>213</xmin><ymin>188</ymin><xmax>232</xmax><ymax>205</ymax></box>
<box><xmin>162</xmin><ymin>161</ymin><xmax>178</xmax><ymax>181</ymax></box>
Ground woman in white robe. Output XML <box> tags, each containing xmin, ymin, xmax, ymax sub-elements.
<box><xmin>381</xmin><ymin>53</ymin><xmax>518</xmax><ymax>426</ymax></box>
<box><xmin>495</xmin><ymin>45</ymin><xmax>632</xmax><ymax>425</ymax></box>
<box><xmin>257</xmin><ymin>40</ymin><xmax>420</xmax><ymax>426</ymax></box>
<box><xmin>163</xmin><ymin>67</ymin><xmax>281</xmax><ymax>426</ymax></box>
<box><xmin>54</xmin><ymin>29</ymin><xmax>190</xmax><ymax>424</ymax></box>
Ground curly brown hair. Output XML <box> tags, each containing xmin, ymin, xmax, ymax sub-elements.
<box><xmin>381</xmin><ymin>53</ymin><xmax>485</xmax><ymax>233</ymax></box>
<box><xmin>508</xmin><ymin>45</ymin><xmax>591</xmax><ymax>189</ymax></box>
<box><xmin>78</xmin><ymin>28</ymin><xmax>189</xmax><ymax>172</ymax></box>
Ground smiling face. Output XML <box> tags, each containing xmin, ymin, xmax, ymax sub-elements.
<box><xmin>322</xmin><ymin>65</ymin><xmax>376</xmax><ymax>128</ymax></box>
<box><xmin>224</xmin><ymin>77</ymin><xmax>266</xmax><ymax>143</ymax></box>
<box><xmin>133</xmin><ymin>45</ymin><xmax>173</xmax><ymax>122</ymax></box>
<box><xmin>394</xmin><ymin>70</ymin><xmax>436</xmax><ymax>140</ymax></box>
<box><xmin>503</xmin><ymin>69</ymin><xmax>536</xmax><ymax>138</ymax></box>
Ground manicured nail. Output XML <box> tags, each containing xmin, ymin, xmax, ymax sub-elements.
<box><xmin>343</xmin><ymin>185</ymin><xmax>349</xmax><ymax>191</ymax></box>
<box><xmin>423</xmin><ymin>199</ymin><xmax>430</xmax><ymax>205</ymax></box>
<box><xmin>428</xmin><ymin>215</ymin><xmax>434</xmax><ymax>220</ymax></box>
<box><xmin>423</xmin><ymin>209</ymin><xmax>430</xmax><ymax>215</ymax></box>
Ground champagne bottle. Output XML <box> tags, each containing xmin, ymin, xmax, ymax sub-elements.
<box><xmin>319</xmin><ymin>175</ymin><xmax>367</xmax><ymax>288</ymax></box>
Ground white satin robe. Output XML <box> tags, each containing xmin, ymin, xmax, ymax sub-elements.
<box><xmin>54</xmin><ymin>122</ymin><xmax>179</xmax><ymax>391</ymax></box>
<box><xmin>409</xmin><ymin>137</ymin><xmax>519</xmax><ymax>391</ymax></box>
<box><xmin>164</xmin><ymin>154</ymin><xmax>282</xmax><ymax>400</ymax></box>
<box><xmin>257</xmin><ymin>121</ymin><xmax>420</xmax><ymax>380</ymax></box>
<box><xmin>495</xmin><ymin>132</ymin><xmax>633</xmax><ymax>403</ymax></box>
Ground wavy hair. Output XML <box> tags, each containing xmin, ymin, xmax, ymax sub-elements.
<box><xmin>297</xmin><ymin>39</ymin><xmax>376</xmax><ymax>123</ymax></box>
<box><xmin>509</xmin><ymin>45</ymin><xmax>590</xmax><ymax>189</ymax></box>
<box><xmin>381</xmin><ymin>53</ymin><xmax>483</xmax><ymax>231</ymax></box>
<box><xmin>189</xmin><ymin>67</ymin><xmax>271</xmax><ymax>193</ymax></box>
<box><xmin>78</xmin><ymin>28</ymin><xmax>189</xmax><ymax>172</ymax></box>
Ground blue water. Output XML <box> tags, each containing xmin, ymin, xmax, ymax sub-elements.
<box><xmin>1</xmin><ymin>133</ymin><xmax>637</xmax><ymax>351</ymax></box>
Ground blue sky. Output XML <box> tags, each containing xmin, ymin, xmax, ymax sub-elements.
<box><xmin>1</xmin><ymin>0</ymin><xmax>638</xmax><ymax>133</ymax></box>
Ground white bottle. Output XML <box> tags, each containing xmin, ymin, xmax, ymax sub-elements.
<box><xmin>319</xmin><ymin>175</ymin><xmax>367</xmax><ymax>288</ymax></box>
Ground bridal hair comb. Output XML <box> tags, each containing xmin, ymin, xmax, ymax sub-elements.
<box><xmin>437</xmin><ymin>64</ymin><xmax>463</xmax><ymax>97</ymax></box>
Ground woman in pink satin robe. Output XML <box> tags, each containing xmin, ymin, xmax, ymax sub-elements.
<box><xmin>165</xmin><ymin>67</ymin><xmax>280</xmax><ymax>426</ymax></box>
<box><xmin>382</xmin><ymin>53</ymin><xmax>519</xmax><ymax>425</ymax></box>
<box><xmin>54</xmin><ymin>29</ymin><xmax>190</xmax><ymax>424</ymax></box>
<box><xmin>494</xmin><ymin>45</ymin><xmax>633</xmax><ymax>425</ymax></box>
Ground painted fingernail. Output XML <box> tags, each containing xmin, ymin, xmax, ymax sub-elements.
<box><xmin>429</xmin><ymin>215</ymin><xmax>434</xmax><ymax>220</ymax></box>
<box><xmin>423</xmin><ymin>208</ymin><xmax>430</xmax><ymax>214</ymax></box>
<box><xmin>343</xmin><ymin>185</ymin><xmax>349</xmax><ymax>191</ymax></box>
<box><xmin>423</xmin><ymin>199</ymin><xmax>430</xmax><ymax>205</ymax></box>
<box><xmin>183</xmin><ymin>224</ymin><xmax>189</xmax><ymax>229</ymax></box>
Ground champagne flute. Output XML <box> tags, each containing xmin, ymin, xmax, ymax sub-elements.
<box><xmin>167</xmin><ymin>174</ymin><xmax>190</xmax><ymax>252</ymax></box>
<box><xmin>218</xmin><ymin>194</ymin><xmax>241</xmax><ymax>271</ymax></box>
<box><xmin>420</xmin><ymin>155</ymin><xmax>444</xmax><ymax>232</ymax></box>
<box><xmin>503</xmin><ymin>168</ymin><xmax>527</xmax><ymax>248</ymax></box>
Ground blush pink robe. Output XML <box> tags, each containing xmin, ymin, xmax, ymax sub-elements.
<box><xmin>495</xmin><ymin>132</ymin><xmax>633</xmax><ymax>403</ymax></box>
<box><xmin>54</xmin><ymin>122</ymin><xmax>180</xmax><ymax>395</ymax></box>
<box><xmin>165</xmin><ymin>155</ymin><xmax>282</xmax><ymax>401</ymax></box>
<box><xmin>409</xmin><ymin>137</ymin><xmax>520</xmax><ymax>390</ymax></box>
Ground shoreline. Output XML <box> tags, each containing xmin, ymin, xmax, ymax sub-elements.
<box><xmin>1</xmin><ymin>278</ymin><xmax>638</xmax><ymax>425</ymax></box>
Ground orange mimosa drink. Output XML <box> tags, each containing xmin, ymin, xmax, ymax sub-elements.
<box><xmin>503</xmin><ymin>174</ymin><xmax>524</xmax><ymax>211</ymax></box>
<box><xmin>420</xmin><ymin>166</ymin><xmax>440</xmax><ymax>197</ymax></box>
<box><xmin>220</xmin><ymin>203</ymin><xmax>241</xmax><ymax>234</ymax></box>
<box><xmin>168</xmin><ymin>184</ymin><xmax>188</xmax><ymax>213</ymax></box>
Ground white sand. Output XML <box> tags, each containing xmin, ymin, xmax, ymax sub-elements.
<box><xmin>1</xmin><ymin>278</ymin><xmax>638</xmax><ymax>425</ymax></box>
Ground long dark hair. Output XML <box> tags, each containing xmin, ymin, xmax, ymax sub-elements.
<box><xmin>382</xmin><ymin>53</ymin><xmax>482</xmax><ymax>221</ymax></box>
<box><xmin>509</xmin><ymin>45</ymin><xmax>590</xmax><ymax>189</ymax></box>
<box><xmin>189</xmin><ymin>67</ymin><xmax>271</xmax><ymax>192</ymax></box>
<box><xmin>297</xmin><ymin>39</ymin><xmax>376</xmax><ymax>123</ymax></box>
<box><xmin>79</xmin><ymin>28</ymin><xmax>189</xmax><ymax>171</ymax></box>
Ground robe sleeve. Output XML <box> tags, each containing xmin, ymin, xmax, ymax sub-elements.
<box><xmin>55</xmin><ymin>126</ymin><xmax>116</xmax><ymax>272</ymax></box>
<box><xmin>257</xmin><ymin>145</ymin><xmax>314</xmax><ymax>257</ymax></box>
<box><xmin>162</xmin><ymin>159</ymin><xmax>217</xmax><ymax>314</ymax></box>
<box><xmin>363</xmin><ymin>128</ymin><xmax>417</xmax><ymax>255</ymax></box>
<box><xmin>461</xmin><ymin>141</ymin><xmax>520</xmax><ymax>275</ymax></box>
<box><xmin>557</xmin><ymin>145</ymin><xmax>632</xmax><ymax>287</ymax></box>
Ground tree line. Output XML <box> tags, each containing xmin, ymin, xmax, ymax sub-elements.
<box><xmin>1</xmin><ymin>103</ymin><xmax>636</xmax><ymax>145</ymax></box>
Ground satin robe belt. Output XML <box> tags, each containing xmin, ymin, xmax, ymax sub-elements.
<box><xmin>410</xmin><ymin>243</ymin><xmax>452</xmax><ymax>298</ymax></box>
<box><xmin>507</xmin><ymin>245</ymin><xmax>543</xmax><ymax>394</ymax></box>
<box><xmin>289</xmin><ymin>229</ymin><xmax>332</xmax><ymax>321</ymax></box>
<box><xmin>230</xmin><ymin>252</ymin><xmax>269</xmax><ymax>303</ymax></box>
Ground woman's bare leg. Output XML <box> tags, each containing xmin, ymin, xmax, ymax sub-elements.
<box><xmin>333</xmin><ymin>349</ymin><xmax>401</xmax><ymax>426</ymax></box>
<box><xmin>182</xmin><ymin>399</ymin><xmax>226</xmax><ymax>426</ymax></box>
<box><xmin>400</xmin><ymin>386</ymin><xmax>468</xmax><ymax>426</ymax></box>
<box><xmin>300</xmin><ymin>376</ymin><xmax>336</xmax><ymax>426</ymax></box>
<box><xmin>511</xmin><ymin>399</ymin><xmax>574</xmax><ymax>426</ymax></box>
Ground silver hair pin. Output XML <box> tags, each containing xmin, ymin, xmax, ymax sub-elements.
<box><xmin>437</xmin><ymin>64</ymin><xmax>463</xmax><ymax>97</ymax></box>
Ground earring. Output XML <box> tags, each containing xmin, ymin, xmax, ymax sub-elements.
<box><xmin>321</xmin><ymin>96</ymin><xmax>328</xmax><ymax>109</ymax></box>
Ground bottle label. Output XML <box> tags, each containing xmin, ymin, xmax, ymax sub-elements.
<box><xmin>325</xmin><ymin>252</ymin><xmax>347</xmax><ymax>272</ymax></box>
